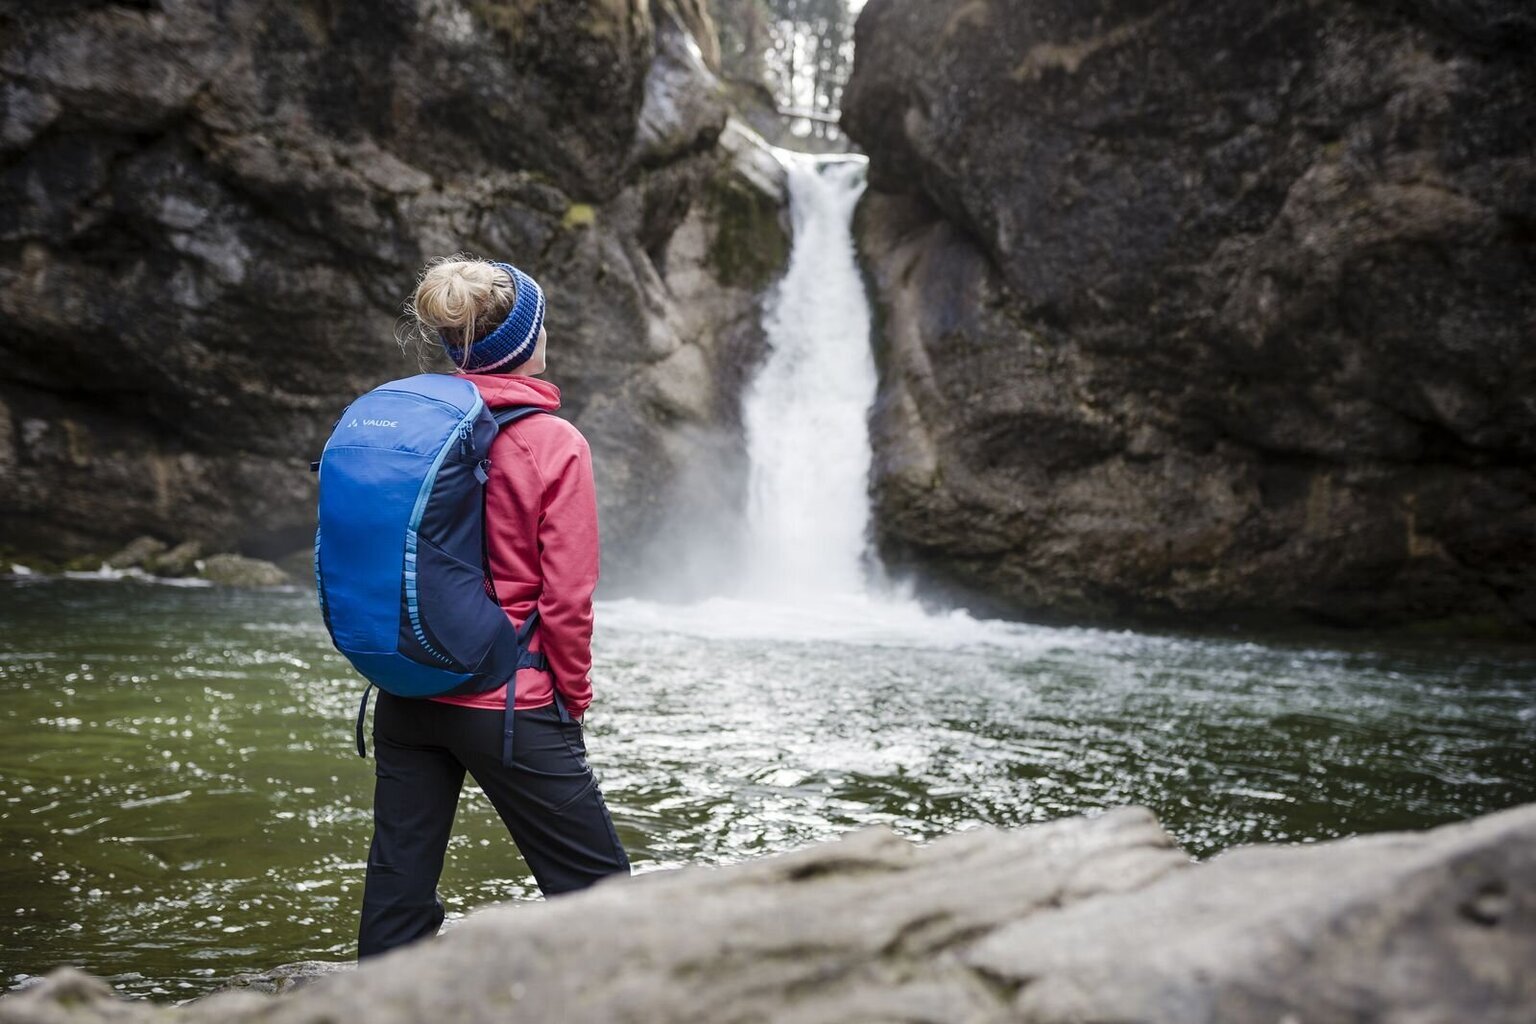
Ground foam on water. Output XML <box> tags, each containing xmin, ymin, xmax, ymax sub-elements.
<box><xmin>598</xmin><ymin>594</ymin><xmax>1136</xmax><ymax>657</ymax></box>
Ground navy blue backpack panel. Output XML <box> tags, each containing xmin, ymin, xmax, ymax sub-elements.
<box><xmin>314</xmin><ymin>374</ymin><xmax>549</xmax><ymax>764</ymax></box>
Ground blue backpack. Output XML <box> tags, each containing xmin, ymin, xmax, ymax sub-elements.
<box><xmin>313</xmin><ymin>373</ymin><xmax>548</xmax><ymax>766</ymax></box>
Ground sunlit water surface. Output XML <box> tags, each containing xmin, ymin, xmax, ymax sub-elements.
<box><xmin>1</xmin><ymin>578</ymin><xmax>1533</xmax><ymax>997</ymax></box>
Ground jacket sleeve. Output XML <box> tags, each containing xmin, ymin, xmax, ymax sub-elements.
<box><xmin>536</xmin><ymin>429</ymin><xmax>599</xmax><ymax>718</ymax></box>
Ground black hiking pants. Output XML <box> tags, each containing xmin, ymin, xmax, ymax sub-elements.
<box><xmin>357</xmin><ymin>691</ymin><xmax>630</xmax><ymax>958</ymax></box>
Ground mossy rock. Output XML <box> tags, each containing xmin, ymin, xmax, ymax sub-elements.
<box><xmin>107</xmin><ymin>535</ymin><xmax>167</xmax><ymax>570</ymax></box>
<box><xmin>706</xmin><ymin>169</ymin><xmax>789</xmax><ymax>290</ymax></box>
<box><xmin>0</xmin><ymin>545</ymin><xmax>69</xmax><ymax>575</ymax></box>
<box><xmin>63</xmin><ymin>554</ymin><xmax>107</xmax><ymax>573</ymax></box>
<box><xmin>562</xmin><ymin>202</ymin><xmax>597</xmax><ymax>229</ymax></box>
<box><xmin>467</xmin><ymin>0</ymin><xmax>540</xmax><ymax>44</ymax></box>
<box><xmin>149</xmin><ymin>540</ymin><xmax>204</xmax><ymax>577</ymax></box>
<box><xmin>200</xmin><ymin>554</ymin><xmax>291</xmax><ymax>588</ymax></box>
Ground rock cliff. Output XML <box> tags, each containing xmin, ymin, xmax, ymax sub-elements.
<box><xmin>0</xmin><ymin>0</ymin><xmax>788</xmax><ymax>583</ymax></box>
<box><xmin>843</xmin><ymin>0</ymin><xmax>1536</xmax><ymax>630</ymax></box>
<box><xmin>3</xmin><ymin>803</ymin><xmax>1534</xmax><ymax>1022</ymax></box>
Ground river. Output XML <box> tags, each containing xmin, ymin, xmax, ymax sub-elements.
<box><xmin>2</xmin><ymin>155</ymin><xmax>1534</xmax><ymax>998</ymax></box>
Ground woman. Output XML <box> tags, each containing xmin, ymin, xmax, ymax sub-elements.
<box><xmin>358</xmin><ymin>254</ymin><xmax>630</xmax><ymax>958</ymax></box>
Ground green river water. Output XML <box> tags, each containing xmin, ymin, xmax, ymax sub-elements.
<box><xmin>1</xmin><ymin>577</ymin><xmax>1533</xmax><ymax>997</ymax></box>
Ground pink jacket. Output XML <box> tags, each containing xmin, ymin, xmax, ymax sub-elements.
<box><xmin>430</xmin><ymin>374</ymin><xmax>598</xmax><ymax>718</ymax></box>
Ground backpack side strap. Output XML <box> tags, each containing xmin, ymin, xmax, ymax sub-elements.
<box><xmin>501</xmin><ymin>610</ymin><xmax>549</xmax><ymax>768</ymax></box>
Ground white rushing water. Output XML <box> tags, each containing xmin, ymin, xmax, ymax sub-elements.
<box><xmin>741</xmin><ymin>154</ymin><xmax>877</xmax><ymax>600</ymax></box>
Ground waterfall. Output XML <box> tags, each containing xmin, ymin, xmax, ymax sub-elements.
<box><xmin>604</xmin><ymin>151</ymin><xmax>1023</xmax><ymax>643</ymax></box>
<box><xmin>739</xmin><ymin>155</ymin><xmax>875</xmax><ymax>599</ymax></box>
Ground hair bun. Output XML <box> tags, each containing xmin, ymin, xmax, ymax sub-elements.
<box><xmin>409</xmin><ymin>254</ymin><xmax>517</xmax><ymax>361</ymax></box>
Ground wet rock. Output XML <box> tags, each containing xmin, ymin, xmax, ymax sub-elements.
<box><xmin>589</xmin><ymin>121</ymin><xmax>789</xmax><ymax>594</ymax></box>
<box><xmin>843</xmin><ymin>0</ymin><xmax>1536</xmax><ymax>631</ymax></box>
<box><xmin>0</xmin><ymin>1</ymin><xmax>787</xmax><ymax>580</ymax></box>
<box><xmin>718</xmin><ymin>118</ymin><xmax>787</xmax><ymax>207</ymax></box>
<box><xmin>633</xmin><ymin>1</ymin><xmax>730</xmax><ymax>168</ymax></box>
<box><xmin>105</xmin><ymin>536</ymin><xmax>166</xmax><ymax>570</ymax></box>
<box><xmin>0</xmin><ymin>395</ymin><xmax>15</xmax><ymax>478</ymax></box>
<box><xmin>214</xmin><ymin>960</ymin><xmax>350</xmax><ymax>996</ymax></box>
<box><xmin>2</xmin><ymin>804</ymin><xmax>1533</xmax><ymax>1023</ymax></box>
<box><xmin>199</xmin><ymin>553</ymin><xmax>288</xmax><ymax>588</ymax></box>
<box><xmin>148</xmin><ymin>540</ymin><xmax>202</xmax><ymax>577</ymax></box>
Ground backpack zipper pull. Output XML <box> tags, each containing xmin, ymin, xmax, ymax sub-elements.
<box><xmin>459</xmin><ymin>422</ymin><xmax>472</xmax><ymax>457</ymax></box>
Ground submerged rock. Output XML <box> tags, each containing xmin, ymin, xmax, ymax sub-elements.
<box><xmin>843</xmin><ymin>0</ymin><xmax>1536</xmax><ymax>631</ymax></box>
<box><xmin>2</xmin><ymin>804</ymin><xmax>1533</xmax><ymax>1022</ymax></box>
<box><xmin>213</xmin><ymin>960</ymin><xmax>350</xmax><ymax>996</ymax></box>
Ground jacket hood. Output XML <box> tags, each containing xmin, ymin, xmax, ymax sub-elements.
<box><xmin>460</xmin><ymin>372</ymin><xmax>563</xmax><ymax>413</ymax></box>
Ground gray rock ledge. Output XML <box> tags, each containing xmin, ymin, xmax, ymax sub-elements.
<box><xmin>3</xmin><ymin>804</ymin><xmax>1532</xmax><ymax>1023</ymax></box>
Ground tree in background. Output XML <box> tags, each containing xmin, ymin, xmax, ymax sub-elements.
<box><xmin>715</xmin><ymin>0</ymin><xmax>772</xmax><ymax>86</ymax></box>
<box><xmin>714</xmin><ymin>0</ymin><xmax>856</xmax><ymax>141</ymax></box>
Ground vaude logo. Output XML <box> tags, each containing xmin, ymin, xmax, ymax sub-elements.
<box><xmin>347</xmin><ymin>418</ymin><xmax>399</xmax><ymax>429</ymax></box>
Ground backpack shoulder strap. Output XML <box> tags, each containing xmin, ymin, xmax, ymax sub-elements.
<box><xmin>492</xmin><ymin>405</ymin><xmax>548</xmax><ymax>428</ymax></box>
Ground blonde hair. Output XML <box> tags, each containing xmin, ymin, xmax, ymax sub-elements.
<box><xmin>404</xmin><ymin>254</ymin><xmax>516</xmax><ymax>369</ymax></box>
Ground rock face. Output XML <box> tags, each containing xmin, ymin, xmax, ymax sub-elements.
<box><xmin>4</xmin><ymin>803</ymin><xmax>1534</xmax><ymax>1023</ymax></box>
<box><xmin>843</xmin><ymin>0</ymin><xmax>1536</xmax><ymax>630</ymax></box>
<box><xmin>0</xmin><ymin>0</ymin><xmax>788</xmax><ymax>584</ymax></box>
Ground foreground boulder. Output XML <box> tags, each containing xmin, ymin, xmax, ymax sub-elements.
<box><xmin>843</xmin><ymin>0</ymin><xmax>1536</xmax><ymax>631</ymax></box>
<box><xmin>4</xmin><ymin>803</ymin><xmax>1533</xmax><ymax>1023</ymax></box>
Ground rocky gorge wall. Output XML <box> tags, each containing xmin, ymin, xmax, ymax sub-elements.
<box><xmin>844</xmin><ymin>0</ymin><xmax>1536</xmax><ymax>631</ymax></box>
<box><xmin>0</xmin><ymin>0</ymin><xmax>788</xmax><ymax>585</ymax></box>
<box><xmin>3</xmin><ymin>802</ymin><xmax>1533</xmax><ymax>1022</ymax></box>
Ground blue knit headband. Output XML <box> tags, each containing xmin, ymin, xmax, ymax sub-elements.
<box><xmin>440</xmin><ymin>262</ymin><xmax>546</xmax><ymax>373</ymax></box>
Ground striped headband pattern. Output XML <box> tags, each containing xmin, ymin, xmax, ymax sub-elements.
<box><xmin>440</xmin><ymin>262</ymin><xmax>546</xmax><ymax>373</ymax></box>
